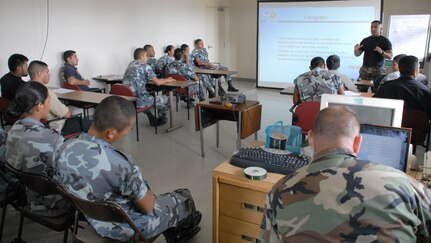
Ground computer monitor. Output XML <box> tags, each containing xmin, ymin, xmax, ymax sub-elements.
<box><xmin>357</xmin><ymin>124</ymin><xmax>411</xmax><ymax>172</ymax></box>
<box><xmin>320</xmin><ymin>94</ymin><xmax>404</xmax><ymax>127</ymax></box>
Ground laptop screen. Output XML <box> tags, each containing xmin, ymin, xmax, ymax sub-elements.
<box><xmin>357</xmin><ymin>124</ymin><xmax>411</xmax><ymax>172</ymax></box>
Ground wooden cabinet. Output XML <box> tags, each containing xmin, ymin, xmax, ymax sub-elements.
<box><xmin>213</xmin><ymin>162</ymin><xmax>285</xmax><ymax>243</ymax></box>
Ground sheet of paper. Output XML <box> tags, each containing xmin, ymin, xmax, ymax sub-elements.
<box><xmin>52</xmin><ymin>88</ymin><xmax>74</xmax><ymax>94</ymax></box>
<box><xmin>344</xmin><ymin>90</ymin><xmax>360</xmax><ymax>96</ymax></box>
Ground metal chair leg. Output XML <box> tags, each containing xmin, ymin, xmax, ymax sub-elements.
<box><xmin>0</xmin><ymin>188</ymin><xmax>9</xmax><ymax>240</ymax></box>
<box><xmin>135</xmin><ymin>110</ymin><xmax>139</xmax><ymax>141</ymax></box>
<box><xmin>16</xmin><ymin>211</ymin><xmax>25</xmax><ymax>240</ymax></box>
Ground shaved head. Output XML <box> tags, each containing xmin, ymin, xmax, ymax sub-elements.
<box><xmin>313</xmin><ymin>106</ymin><xmax>360</xmax><ymax>140</ymax></box>
<box><xmin>310</xmin><ymin>106</ymin><xmax>362</xmax><ymax>155</ymax></box>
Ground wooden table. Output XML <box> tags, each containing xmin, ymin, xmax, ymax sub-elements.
<box><xmin>92</xmin><ymin>75</ymin><xmax>123</xmax><ymax>93</ymax></box>
<box><xmin>147</xmin><ymin>80</ymin><xmax>198</xmax><ymax>133</ymax></box>
<box><xmin>194</xmin><ymin>68</ymin><xmax>238</xmax><ymax>97</ymax></box>
<box><xmin>92</xmin><ymin>74</ymin><xmax>123</xmax><ymax>85</ymax></box>
<box><xmin>194</xmin><ymin>100</ymin><xmax>262</xmax><ymax>157</ymax></box>
<box><xmin>54</xmin><ymin>89</ymin><xmax>135</xmax><ymax>104</ymax></box>
<box><xmin>354</xmin><ymin>80</ymin><xmax>374</xmax><ymax>92</ymax></box>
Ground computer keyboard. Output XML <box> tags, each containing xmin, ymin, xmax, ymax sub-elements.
<box><xmin>229</xmin><ymin>147</ymin><xmax>311</xmax><ymax>174</ymax></box>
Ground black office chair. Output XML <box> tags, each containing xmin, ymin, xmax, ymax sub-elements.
<box><xmin>57</xmin><ymin>186</ymin><xmax>159</xmax><ymax>243</ymax></box>
<box><xmin>5</xmin><ymin>163</ymin><xmax>73</xmax><ymax>243</ymax></box>
<box><xmin>0</xmin><ymin>165</ymin><xmax>24</xmax><ymax>242</ymax></box>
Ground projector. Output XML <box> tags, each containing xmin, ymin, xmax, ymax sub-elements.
<box><xmin>224</xmin><ymin>92</ymin><xmax>246</xmax><ymax>104</ymax></box>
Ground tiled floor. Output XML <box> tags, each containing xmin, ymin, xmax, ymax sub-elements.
<box><xmin>1</xmin><ymin>80</ymin><xmax>297</xmax><ymax>242</ymax></box>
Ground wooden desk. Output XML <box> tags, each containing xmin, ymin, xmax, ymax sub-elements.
<box><xmin>54</xmin><ymin>90</ymin><xmax>136</xmax><ymax>104</ymax></box>
<box><xmin>213</xmin><ymin>161</ymin><xmax>421</xmax><ymax>243</ymax></box>
<box><xmin>194</xmin><ymin>100</ymin><xmax>262</xmax><ymax>157</ymax></box>
<box><xmin>355</xmin><ymin>80</ymin><xmax>374</xmax><ymax>92</ymax></box>
<box><xmin>147</xmin><ymin>80</ymin><xmax>198</xmax><ymax>133</ymax></box>
<box><xmin>194</xmin><ymin>68</ymin><xmax>238</xmax><ymax>98</ymax></box>
<box><xmin>92</xmin><ymin>74</ymin><xmax>123</xmax><ymax>85</ymax></box>
<box><xmin>213</xmin><ymin>161</ymin><xmax>284</xmax><ymax>243</ymax></box>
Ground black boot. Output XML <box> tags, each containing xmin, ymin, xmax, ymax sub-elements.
<box><xmin>227</xmin><ymin>80</ymin><xmax>239</xmax><ymax>92</ymax></box>
<box><xmin>147</xmin><ymin>113</ymin><xmax>167</xmax><ymax>126</ymax></box>
<box><xmin>146</xmin><ymin>112</ymin><xmax>157</xmax><ymax>126</ymax></box>
<box><xmin>207</xmin><ymin>88</ymin><xmax>215</xmax><ymax>98</ymax></box>
<box><xmin>164</xmin><ymin>211</ymin><xmax>202</xmax><ymax>243</ymax></box>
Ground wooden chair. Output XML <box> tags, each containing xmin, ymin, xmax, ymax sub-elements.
<box><xmin>290</xmin><ymin>101</ymin><xmax>321</xmax><ymax>141</ymax></box>
<box><xmin>166</xmin><ymin>73</ymin><xmax>198</xmax><ymax>120</ymax></box>
<box><xmin>5</xmin><ymin>163</ymin><xmax>73</xmax><ymax>243</ymax></box>
<box><xmin>110</xmin><ymin>84</ymin><xmax>157</xmax><ymax>140</ymax></box>
<box><xmin>57</xmin><ymin>186</ymin><xmax>158</xmax><ymax>243</ymax></box>
<box><xmin>402</xmin><ymin>109</ymin><xmax>431</xmax><ymax>154</ymax></box>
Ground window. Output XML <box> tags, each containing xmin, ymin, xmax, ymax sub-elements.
<box><xmin>388</xmin><ymin>15</ymin><xmax>431</xmax><ymax>61</ymax></box>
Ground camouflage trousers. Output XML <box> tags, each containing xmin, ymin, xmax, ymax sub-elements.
<box><xmin>359</xmin><ymin>66</ymin><xmax>384</xmax><ymax>80</ymax></box>
<box><xmin>146</xmin><ymin>94</ymin><xmax>169</xmax><ymax>118</ymax></box>
<box><xmin>198</xmin><ymin>74</ymin><xmax>214</xmax><ymax>91</ymax></box>
<box><xmin>187</xmin><ymin>82</ymin><xmax>206</xmax><ymax>100</ymax></box>
<box><xmin>131</xmin><ymin>188</ymin><xmax>195</xmax><ymax>239</ymax></box>
<box><xmin>216</xmin><ymin>65</ymin><xmax>232</xmax><ymax>82</ymax></box>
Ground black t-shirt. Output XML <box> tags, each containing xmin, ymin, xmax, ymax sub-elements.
<box><xmin>360</xmin><ymin>35</ymin><xmax>392</xmax><ymax>68</ymax></box>
<box><xmin>0</xmin><ymin>72</ymin><xmax>26</xmax><ymax>100</ymax></box>
<box><xmin>374</xmin><ymin>76</ymin><xmax>431</xmax><ymax>119</ymax></box>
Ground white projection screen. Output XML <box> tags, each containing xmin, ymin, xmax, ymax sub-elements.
<box><xmin>257</xmin><ymin>0</ymin><xmax>383</xmax><ymax>89</ymax></box>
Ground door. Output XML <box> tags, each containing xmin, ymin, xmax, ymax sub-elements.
<box><xmin>205</xmin><ymin>6</ymin><xmax>219</xmax><ymax>62</ymax></box>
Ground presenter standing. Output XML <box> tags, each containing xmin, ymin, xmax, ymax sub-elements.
<box><xmin>354</xmin><ymin>20</ymin><xmax>393</xmax><ymax>80</ymax></box>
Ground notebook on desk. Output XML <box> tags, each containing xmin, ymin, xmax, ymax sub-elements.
<box><xmin>357</xmin><ymin>124</ymin><xmax>411</xmax><ymax>172</ymax></box>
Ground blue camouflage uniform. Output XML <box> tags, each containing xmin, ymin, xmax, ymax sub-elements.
<box><xmin>147</xmin><ymin>57</ymin><xmax>157</xmax><ymax>73</ymax></box>
<box><xmin>122</xmin><ymin>60</ymin><xmax>168</xmax><ymax>117</ymax></box>
<box><xmin>191</xmin><ymin>47</ymin><xmax>232</xmax><ymax>83</ymax></box>
<box><xmin>155</xmin><ymin>55</ymin><xmax>174</xmax><ymax>77</ymax></box>
<box><xmin>165</xmin><ymin>60</ymin><xmax>204</xmax><ymax>100</ymax></box>
<box><xmin>55</xmin><ymin>133</ymin><xmax>196</xmax><ymax>241</ymax></box>
<box><xmin>294</xmin><ymin>67</ymin><xmax>343</xmax><ymax>102</ymax></box>
<box><xmin>190</xmin><ymin>48</ymin><xmax>215</xmax><ymax>91</ymax></box>
<box><xmin>6</xmin><ymin>117</ymin><xmax>67</xmax><ymax>217</ymax></box>
<box><xmin>262</xmin><ymin>148</ymin><xmax>431</xmax><ymax>242</ymax></box>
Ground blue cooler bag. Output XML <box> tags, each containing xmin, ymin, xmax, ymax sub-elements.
<box><xmin>265</xmin><ymin>121</ymin><xmax>302</xmax><ymax>153</ymax></box>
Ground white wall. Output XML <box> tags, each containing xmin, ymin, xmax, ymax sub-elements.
<box><xmin>0</xmin><ymin>0</ymin><xmax>216</xmax><ymax>88</ymax></box>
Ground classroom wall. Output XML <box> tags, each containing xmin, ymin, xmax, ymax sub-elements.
<box><xmin>0</xmin><ymin>0</ymin><xmax>217</xmax><ymax>88</ymax></box>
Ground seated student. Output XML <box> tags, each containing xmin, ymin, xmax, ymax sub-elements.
<box><xmin>165</xmin><ymin>48</ymin><xmax>206</xmax><ymax>102</ymax></box>
<box><xmin>293</xmin><ymin>56</ymin><xmax>344</xmax><ymax>104</ymax></box>
<box><xmin>191</xmin><ymin>39</ymin><xmax>238</xmax><ymax>93</ymax></box>
<box><xmin>62</xmin><ymin>50</ymin><xmax>100</xmax><ymax>91</ymax></box>
<box><xmin>144</xmin><ymin>44</ymin><xmax>157</xmax><ymax>73</ymax></box>
<box><xmin>326</xmin><ymin>55</ymin><xmax>358</xmax><ymax>92</ymax></box>
<box><xmin>55</xmin><ymin>96</ymin><xmax>202</xmax><ymax>242</ymax></box>
<box><xmin>375</xmin><ymin>55</ymin><xmax>431</xmax><ymax>119</ymax></box>
<box><xmin>378</xmin><ymin>54</ymin><xmax>428</xmax><ymax>87</ymax></box>
<box><xmin>6</xmin><ymin>81</ymin><xmax>67</xmax><ymax>217</ymax></box>
<box><xmin>0</xmin><ymin>54</ymin><xmax>28</xmax><ymax>100</ymax></box>
<box><xmin>262</xmin><ymin>106</ymin><xmax>431</xmax><ymax>242</ymax></box>
<box><xmin>28</xmin><ymin>60</ymin><xmax>91</xmax><ymax>135</ymax></box>
<box><xmin>122</xmin><ymin>48</ymin><xmax>175</xmax><ymax>126</ymax></box>
<box><xmin>183</xmin><ymin>43</ymin><xmax>215</xmax><ymax>98</ymax></box>
<box><xmin>155</xmin><ymin>45</ymin><xmax>175</xmax><ymax>77</ymax></box>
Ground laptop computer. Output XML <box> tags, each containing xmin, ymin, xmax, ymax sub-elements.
<box><xmin>357</xmin><ymin>124</ymin><xmax>412</xmax><ymax>172</ymax></box>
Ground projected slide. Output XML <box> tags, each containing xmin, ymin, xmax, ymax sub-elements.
<box><xmin>258</xmin><ymin>0</ymin><xmax>382</xmax><ymax>88</ymax></box>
